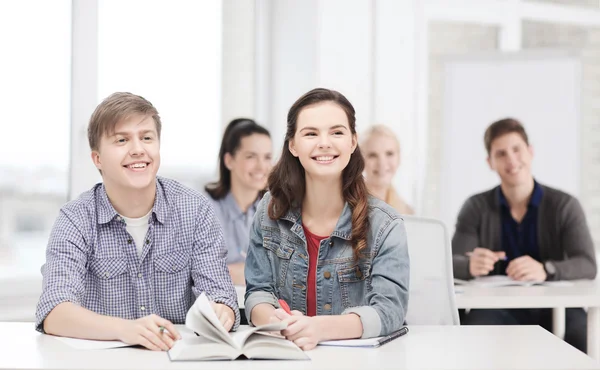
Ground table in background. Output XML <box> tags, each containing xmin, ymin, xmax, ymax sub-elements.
<box><xmin>455</xmin><ymin>280</ymin><xmax>600</xmax><ymax>360</ymax></box>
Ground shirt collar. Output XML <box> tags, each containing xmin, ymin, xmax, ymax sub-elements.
<box><xmin>282</xmin><ymin>201</ymin><xmax>353</xmax><ymax>241</ymax></box>
<box><xmin>222</xmin><ymin>192</ymin><xmax>259</xmax><ymax>221</ymax></box>
<box><xmin>497</xmin><ymin>179</ymin><xmax>544</xmax><ymax>209</ymax></box>
<box><xmin>96</xmin><ymin>178</ymin><xmax>168</xmax><ymax>224</ymax></box>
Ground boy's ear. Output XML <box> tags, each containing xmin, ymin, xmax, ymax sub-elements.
<box><xmin>91</xmin><ymin>150</ymin><xmax>102</xmax><ymax>170</ymax></box>
<box><xmin>528</xmin><ymin>144</ymin><xmax>534</xmax><ymax>158</ymax></box>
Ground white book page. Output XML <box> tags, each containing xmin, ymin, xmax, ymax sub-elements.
<box><xmin>186</xmin><ymin>293</ymin><xmax>237</xmax><ymax>348</ymax></box>
<box><xmin>243</xmin><ymin>333</ymin><xmax>308</xmax><ymax>360</ymax></box>
<box><xmin>472</xmin><ymin>275</ymin><xmax>541</xmax><ymax>287</ymax></box>
<box><xmin>230</xmin><ymin>322</ymin><xmax>287</xmax><ymax>348</ymax></box>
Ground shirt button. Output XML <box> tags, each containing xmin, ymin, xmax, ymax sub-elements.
<box><xmin>104</xmin><ymin>272</ymin><xmax>110</xmax><ymax>278</ymax></box>
<box><xmin>329</xmin><ymin>240</ymin><xmax>334</xmax><ymax>247</ymax></box>
<box><xmin>116</xmin><ymin>216</ymin><xmax>122</xmax><ymax>221</ymax></box>
<box><xmin>140</xmin><ymin>306</ymin><xmax>146</xmax><ymax>311</ymax></box>
<box><xmin>145</xmin><ymin>239</ymin><xmax>150</xmax><ymax>244</ymax></box>
<box><xmin>138</xmin><ymin>273</ymin><xmax>143</xmax><ymax>278</ymax></box>
<box><xmin>323</xmin><ymin>271</ymin><xmax>331</xmax><ymax>279</ymax></box>
<box><xmin>127</xmin><ymin>239</ymin><xmax>133</xmax><ymax>244</ymax></box>
<box><xmin>324</xmin><ymin>304</ymin><xmax>331</xmax><ymax>310</ymax></box>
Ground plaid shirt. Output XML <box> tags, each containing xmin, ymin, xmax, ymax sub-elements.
<box><xmin>35</xmin><ymin>177</ymin><xmax>240</xmax><ymax>332</ymax></box>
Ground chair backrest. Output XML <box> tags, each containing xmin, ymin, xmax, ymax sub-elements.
<box><xmin>403</xmin><ymin>215</ymin><xmax>460</xmax><ymax>325</ymax></box>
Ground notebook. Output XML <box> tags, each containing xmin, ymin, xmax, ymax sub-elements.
<box><xmin>455</xmin><ymin>275</ymin><xmax>573</xmax><ymax>288</ymax></box>
<box><xmin>318</xmin><ymin>327</ymin><xmax>409</xmax><ymax>348</ymax></box>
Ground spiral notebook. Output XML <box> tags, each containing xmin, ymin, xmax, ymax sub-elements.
<box><xmin>318</xmin><ymin>327</ymin><xmax>409</xmax><ymax>348</ymax></box>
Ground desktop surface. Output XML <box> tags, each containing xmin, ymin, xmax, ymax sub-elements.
<box><xmin>1</xmin><ymin>323</ymin><xmax>598</xmax><ymax>370</ymax></box>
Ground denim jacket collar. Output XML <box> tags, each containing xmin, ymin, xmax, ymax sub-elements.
<box><xmin>280</xmin><ymin>201</ymin><xmax>353</xmax><ymax>241</ymax></box>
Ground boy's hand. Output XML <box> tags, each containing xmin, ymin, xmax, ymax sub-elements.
<box><xmin>211</xmin><ymin>302</ymin><xmax>235</xmax><ymax>331</ymax></box>
<box><xmin>116</xmin><ymin>314</ymin><xmax>180</xmax><ymax>351</ymax></box>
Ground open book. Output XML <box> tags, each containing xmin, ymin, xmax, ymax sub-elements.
<box><xmin>168</xmin><ymin>293</ymin><xmax>309</xmax><ymax>361</ymax></box>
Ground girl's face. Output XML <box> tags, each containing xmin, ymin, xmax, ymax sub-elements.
<box><xmin>288</xmin><ymin>102</ymin><xmax>357</xmax><ymax>180</ymax></box>
<box><xmin>225</xmin><ymin>133</ymin><xmax>273</xmax><ymax>192</ymax></box>
<box><xmin>362</xmin><ymin>134</ymin><xmax>399</xmax><ymax>188</ymax></box>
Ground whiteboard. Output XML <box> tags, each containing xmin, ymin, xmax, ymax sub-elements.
<box><xmin>440</xmin><ymin>51</ymin><xmax>581</xmax><ymax>233</ymax></box>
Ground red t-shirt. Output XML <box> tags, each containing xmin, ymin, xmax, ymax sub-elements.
<box><xmin>302</xmin><ymin>225</ymin><xmax>327</xmax><ymax>317</ymax></box>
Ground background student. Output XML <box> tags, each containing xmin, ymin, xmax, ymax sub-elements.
<box><xmin>36</xmin><ymin>92</ymin><xmax>239</xmax><ymax>351</ymax></box>
<box><xmin>361</xmin><ymin>124</ymin><xmax>414</xmax><ymax>215</ymax></box>
<box><xmin>244</xmin><ymin>88</ymin><xmax>409</xmax><ymax>350</ymax></box>
<box><xmin>205</xmin><ymin>118</ymin><xmax>272</xmax><ymax>286</ymax></box>
<box><xmin>452</xmin><ymin>117</ymin><xmax>596</xmax><ymax>352</ymax></box>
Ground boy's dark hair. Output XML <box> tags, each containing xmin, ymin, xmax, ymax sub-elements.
<box><xmin>484</xmin><ymin>118</ymin><xmax>529</xmax><ymax>155</ymax></box>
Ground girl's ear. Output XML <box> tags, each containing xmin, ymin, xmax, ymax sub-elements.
<box><xmin>224</xmin><ymin>152</ymin><xmax>234</xmax><ymax>170</ymax></box>
<box><xmin>288</xmin><ymin>140</ymin><xmax>299</xmax><ymax>157</ymax></box>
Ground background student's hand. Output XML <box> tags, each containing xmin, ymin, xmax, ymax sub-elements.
<box><xmin>116</xmin><ymin>314</ymin><xmax>181</xmax><ymax>351</ymax></box>
<box><xmin>506</xmin><ymin>255</ymin><xmax>547</xmax><ymax>281</ymax></box>
<box><xmin>468</xmin><ymin>248</ymin><xmax>506</xmax><ymax>277</ymax></box>
<box><xmin>211</xmin><ymin>302</ymin><xmax>235</xmax><ymax>331</ymax></box>
<box><xmin>274</xmin><ymin>310</ymin><xmax>321</xmax><ymax>351</ymax></box>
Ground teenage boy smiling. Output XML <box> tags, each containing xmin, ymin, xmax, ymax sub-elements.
<box><xmin>36</xmin><ymin>92</ymin><xmax>239</xmax><ymax>351</ymax></box>
<box><xmin>452</xmin><ymin>118</ymin><xmax>596</xmax><ymax>352</ymax></box>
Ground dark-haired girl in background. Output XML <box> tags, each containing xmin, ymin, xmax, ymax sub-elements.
<box><xmin>205</xmin><ymin>119</ymin><xmax>272</xmax><ymax>286</ymax></box>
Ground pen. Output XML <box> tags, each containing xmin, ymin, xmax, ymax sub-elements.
<box><xmin>278</xmin><ymin>299</ymin><xmax>292</xmax><ymax>315</ymax></box>
<box><xmin>375</xmin><ymin>327</ymin><xmax>409</xmax><ymax>347</ymax></box>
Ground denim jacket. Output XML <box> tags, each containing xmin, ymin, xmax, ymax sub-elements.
<box><xmin>244</xmin><ymin>192</ymin><xmax>409</xmax><ymax>338</ymax></box>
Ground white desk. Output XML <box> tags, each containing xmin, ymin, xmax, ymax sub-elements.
<box><xmin>455</xmin><ymin>280</ymin><xmax>600</xmax><ymax>360</ymax></box>
<box><xmin>1</xmin><ymin>323</ymin><xmax>598</xmax><ymax>370</ymax></box>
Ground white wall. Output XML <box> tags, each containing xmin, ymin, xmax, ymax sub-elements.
<box><xmin>261</xmin><ymin>0</ymin><xmax>420</xmax><ymax>206</ymax></box>
<box><xmin>440</xmin><ymin>52</ymin><xmax>581</xmax><ymax>231</ymax></box>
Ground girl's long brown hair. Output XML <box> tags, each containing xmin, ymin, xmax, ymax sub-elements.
<box><xmin>267</xmin><ymin>88</ymin><xmax>369</xmax><ymax>262</ymax></box>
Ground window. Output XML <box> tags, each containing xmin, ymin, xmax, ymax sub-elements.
<box><xmin>0</xmin><ymin>1</ymin><xmax>71</xmax><ymax>294</ymax></box>
<box><xmin>98</xmin><ymin>0</ymin><xmax>223</xmax><ymax>190</ymax></box>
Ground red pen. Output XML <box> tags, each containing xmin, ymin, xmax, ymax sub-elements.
<box><xmin>278</xmin><ymin>299</ymin><xmax>292</xmax><ymax>315</ymax></box>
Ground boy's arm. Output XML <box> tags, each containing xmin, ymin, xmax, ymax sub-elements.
<box><xmin>36</xmin><ymin>209</ymin><xmax>89</xmax><ymax>332</ymax></box>
<box><xmin>44</xmin><ymin>303</ymin><xmax>179</xmax><ymax>351</ymax></box>
<box><xmin>38</xmin><ymin>209</ymin><xmax>178</xmax><ymax>350</ymax></box>
<box><xmin>552</xmin><ymin>197</ymin><xmax>597</xmax><ymax>280</ymax></box>
<box><xmin>190</xmin><ymin>202</ymin><xmax>240</xmax><ymax>329</ymax></box>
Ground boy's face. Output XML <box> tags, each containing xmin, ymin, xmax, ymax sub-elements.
<box><xmin>487</xmin><ymin>132</ymin><xmax>533</xmax><ymax>188</ymax></box>
<box><xmin>91</xmin><ymin>114</ymin><xmax>160</xmax><ymax>192</ymax></box>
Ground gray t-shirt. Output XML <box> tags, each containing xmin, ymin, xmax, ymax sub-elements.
<box><xmin>207</xmin><ymin>192</ymin><xmax>259</xmax><ymax>264</ymax></box>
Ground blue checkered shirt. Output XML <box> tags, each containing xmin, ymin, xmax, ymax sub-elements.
<box><xmin>35</xmin><ymin>176</ymin><xmax>240</xmax><ymax>332</ymax></box>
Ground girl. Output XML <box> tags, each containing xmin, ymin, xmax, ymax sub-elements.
<box><xmin>361</xmin><ymin>124</ymin><xmax>414</xmax><ymax>215</ymax></box>
<box><xmin>244</xmin><ymin>88</ymin><xmax>409</xmax><ymax>350</ymax></box>
<box><xmin>205</xmin><ymin>118</ymin><xmax>272</xmax><ymax>285</ymax></box>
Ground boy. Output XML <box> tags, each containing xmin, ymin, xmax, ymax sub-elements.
<box><xmin>452</xmin><ymin>118</ymin><xmax>596</xmax><ymax>352</ymax></box>
<box><xmin>36</xmin><ymin>92</ymin><xmax>238</xmax><ymax>351</ymax></box>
